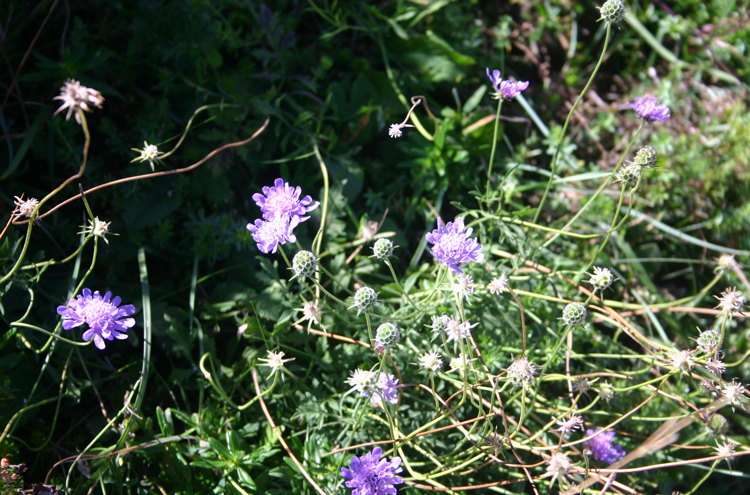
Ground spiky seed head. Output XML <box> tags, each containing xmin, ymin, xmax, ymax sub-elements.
<box><xmin>598</xmin><ymin>0</ymin><xmax>627</xmax><ymax>23</ymax></box>
<box><xmin>697</xmin><ymin>328</ymin><xmax>721</xmax><ymax>354</ymax></box>
<box><xmin>372</xmin><ymin>238</ymin><xmax>395</xmax><ymax>260</ymax></box>
<box><xmin>350</xmin><ymin>286</ymin><xmax>378</xmax><ymax>315</ymax></box>
<box><xmin>598</xmin><ymin>382</ymin><xmax>615</xmax><ymax>404</ymax></box>
<box><xmin>418</xmin><ymin>351</ymin><xmax>443</xmax><ymax>373</ymax></box>
<box><xmin>589</xmin><ymin>267</ymin><xmax>614</xmax><ymax>291</ymax></box>
<box><xmin>375</xmin><ymin>322</ymin><xmax>401</xmax><ymax>350</ymax></box>
<box><xmin>562</xmin><ymin>302</ymin><xmax>587</xmax><ymax>326</ymax></box>
<box><xmin>546</xmin><ymin>452</ymin><xmax>572</xmax><ymax>480</ymax></box>
<box><xmin>431</xmin><ymin>315</ymin><xmax>450</xmax><ymax>334</ymax></box>
<box><xmin>615</xmin><ymin>162</ymin><xmax>641</xmax><ymax>186</ymax></box>
<box><xmin>634</xmin><ymin>145</ymin><xmax>658</xmax><ymax>167</ymax></box>
<box><xmin>292</xmin><ymin>250</ymin><xmax>318</xmax><ymax>279</ymax></box>
<box><xmin>706</xmin><ymin>414</ymin><xmax>729</xmax><ymax>438</ymax></box>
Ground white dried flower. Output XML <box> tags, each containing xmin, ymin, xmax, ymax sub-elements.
<box><xmin>546</xmin><ymin>452</ymin><xmax>572</xmax><ymax>481</ymax></box>
<box><xmin>670</xmin><ymin>349</ymin><xmax>695</xmax><ymax>375</ymax></box>
<box><xmin>53</xmin><ymin>79</ymin><xmax>104</xmax><ymax>124</ymax></box>
<box><xmin>573</xmin><ymin>378</ymin><xmax>591</xmax><ymax>394</ymax></box>
<box><xmin>598</xmin><ymin>382</ymin><xmax>615</xmax><ymax>404</ymax></box>
<box><xmin>346</xmin><ymin>368</ymin><xmax>375</xmax><ymax>394</ymax></box>
<box><xmin>131</xmin><ymin>142</ymin><xmax>164</xmax><ymax>170</ymax></box>
<box><xmin>705</xmin><ymin>356</ymin><xmax>726</xmax><ymax>377</ymax></box>
<box><xmin>301</xmin><ymin>302</ymin><xmax>322</xmax><ymax>324</ymax></box>
<box><xmin>714</xmin><ymin>288</ymin><xmax>745</xmax><ymax>317</ymax></box>
<box><xmin>453</xmin><ymin>275</ymin><xmax>476</xmax><ymax>300</ymax></box>
<box><xmin>388</xmin><ymin>122</ymin><xmax>414</xmax><ymax>138</ymax></box>
<box><xmin>258</xmin><ymin>350</ymin><xmax>294</xmax><ymax>376</ymax></box>
<box><xmin>507</xmin><ymin>355</ymin><xmax>538</xmax><ymax>388</ymax></box>
<box><xmin>444</xmin><ymin>316</ymin><xmax>473</xmax><ymax>343</ymax></box>
<box><xmin>714</xmin><ymin>441</ymin><xmax>736</xmax><ymax>460</ymax></box>
<box><xmin>487</xmin><ymin>273</ymin><xmax>509</xmax><ymax>295</ymax></box>
<box><xmin>722</xmin><ymin>378</ymin><xmax>748</xmax><ymax>411</ymax></box>
<box><xmin>448</xmin><ymin>353</ymin><xmax>474</xmax><ymax>376</ymax></box>
<box><xmin>13</xmin><ymin>196</ymin><xmax>39</xmax><ymax>220</ymax></box>
<box><xmin>714</xmin><ymin>254</ymin><xmax>737</xmax><ymax>275</ymax></box>
<box><xmin>82</xmin><ymin>217</ymin><xmax>112</xmax><ymax>244</ymax></box>
<box><xmin>418</xmin><ymin>351</ymin><xmax>443</xmax><ymax>373</ymax></box>
<box><xmin>589</xmin><ymin>267</ymin><xmax>614</xmax><ymax>291</ymax></box>
<box><xmin>553</xmin><ymin>414</ymin><xmax>584</xmax><ymax>435</ymax></box>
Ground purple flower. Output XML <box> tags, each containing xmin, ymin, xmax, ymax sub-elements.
<box><xmin>57</xmin><ymin>289</ymin><xmax>136</xmax><ymax>350</ymax></box>
<box><xmin>486</xmin><ymin>68</ymin><xmax>502</xmax><ymax>93</ymax></box>
<box><xmin>252</xmin><ymin>178</ymin><xmax>319</xmax><ymax>223</ymax></box>
<box><xmin>365</xmin><ymin>373</ymin><xmax>399</xmax><ymax>407</ymax></box>
<box><xmin>247</xmin><ymin>215</ymin><xmax>300</xmax><ymax>254</ymax></box>
<box><xmin>585</xmin><ymin>429</ymin><xmax>627</xmax><ymax>464</ymax></box>
<box><xmin>341</xmin><ymin>447</ymin><xmax>403</xmax><ymax>495</ymax></box>
<box><xmin>627</xmin><ymin>96</ymin><xmax>671</xmax><ymax>123</ymax></box>
<box><xmin>425</xmin><ymin>216</ymin><xmax>484</xmax><ymax>275</ymax></box>
<box><xmin>486</xmin><ymin>68</ymin><xmax>529</xmax><ymax>99</ymax></box>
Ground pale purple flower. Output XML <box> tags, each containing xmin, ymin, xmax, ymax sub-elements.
<box><xmin>627</xmin><ymin>96</ymin><xmax>671</xmax><ymax>123</ymax></box>
<box><xmin>247</xmin><ymin>215</ymin><xmax>300</xmax><ymax>254</ymax></box>
<box><xmin>57</xmin><ymin>289</ymin><xmax>136</xmax><ymax>350</ymax></box>
<box><xmin>425</xmin><ymin>216</ymin><xmax>484</xmax><ymax>274</ymax></box>
<box><xmin>585</xmin><ymin>429</ymin><xmax>626</xmax><ymax>464</ymax></box>
<box><xmin>341</xmin><ymin>447</ymin><xmax>403</xmax><ymax>495</ymax></box>
<box><xmin>486</xmin><ymin>68</ymin><xmax>529</xmax><ymax>99</ymax></box>
<box><xmin>366</xmin><ymin>373</ymin><xmax>399</xmax><ymax>407</ymax></box>
<box><xmin>486</xmin><ymin>68</ymin><xmax>502</xmax><ymax>93</ymax></box>
<box><xmin>252</xmin><ymin>178</ymin><xmax>319</xmax><ymax>223</ymax></box>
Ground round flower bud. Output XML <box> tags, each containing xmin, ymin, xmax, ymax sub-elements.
<box><xmin>598</xmin><ymin>382</ymin><xmax>615</xmax><ymax>403</ymax></box>
<box><xmin>351</xmin><ymin>286</ymin><xmax>378</xmax><ymax>315</ymax></box>
<box><xmin>706</xmin><ymin>414</ymin><xmax>729</xmax><ymax>438</ymax></box>
<box><xmin>292</xmin><ymin>250</ymin><xmax>318</xmax><ymax>279</ymax></box>
<box><xmin>375</xmin><ymin>322</ymin><xmax>401</xmax><ymax>349</ymax></box>
<box><xmin>562</xmin><ymin>302</ymin><xmax>587</xmax><ymax>326</ymax></box>
<box><xmin>697</xmin><ymin>328</ymin><xmax>721</xmax><ymax>354</ymax></box>
<box><xmin>634</xmin><ymin>145</ymin><xmax>658</xmax><ymax>168</ymax></box>
<box><xmin>614</xmin><ymin>163</ymin><xmax>640</xmax><ymax>186</ymax></box>
<box><xmin>598</xmin><ymin>0</ymin><xmax>626</xmax><ymax>24</ymax></box>
<box><xmin>589</xmin><ymin>267</ymin><xmax>614</xmax><ymax>291</ymax></box>
<box><xmin>373</xmin><ymin>238</ymin><xmax>395</xmax><ymax>260</ymax></box>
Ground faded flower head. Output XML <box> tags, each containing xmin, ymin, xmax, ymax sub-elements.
<box><xmin>13</xmin><ymin>196</ymin><xmax>39</xmax><ymax>220</ymax></box>
<box><xmin>614</xmin><ymin>162</ymin><xmax>641</xmax><ymax>186</ymax></box>
<box><xmin>418</xmin><ymin>351</ymin><xmax>443</xmax><ymax>373</ymax></box>
<box><xmin>562</xmin><ymin>302</ymin><xmax>587</xmax><ymax>326</ymax></box>
<box><xmin>554</xmin><ymin>414</ymin><xmax>584</xmax><ymax>435</ymax></box>
<box><xmin>697</xmin><ymin>328</ymin><xmax>721</xmax><ymax>354</ymax></box>
<box><xmin>375</xmin><ymin>322</ymin><xmax>401</xmax><ymax>351</ymax></box>
<box><xmin>670</xmin><ymin>349</ymin><xmax>695</xmax><ymax>375</ymax></box>
<box><xmin>633</xmin><ymin>145</ymin><xmax>658</xmax><ymax>168</ymax></box>
<box><xmin>301</xmin><ymin>301</ymin><xmax>322</xmax><ymax>324</ymax></box>
<box><xmin>57</xmin><ymin>288</ymin><xmax>136</xmax><ymax>350</ymax></box>
<box><xmin>485</xmin><ymin>432</ymin><xmax>504</xmax><ymax>453</ymax></box>
<box><xmin>714</xmin><ymin>287</ymin><xmax>745</xmax><ymax>317</ymax></box>
<box><xmin>627</xmin><ymin>96</ymin><xmax>671</xmax><ymax>123</ymax></box>
<box><xmin>705</xmin><ymin>356</ymin><xmax>726</xmax><ymax>377</ymax></box>
<box><xmin>546</xmin><ymin>452</ymin><xmax>572</xmax><ymax>481</ymax></box>
<box><xmin>259</xmin><ymin>350</ymin><xmax>294</xmax><ymax>376</ymax></box>
<box><xmin>372</xmin><ymin>238</ymin><xmax>395</xmax><ymax>260</ymax></box>
<box><xmin>252</xmin><ymin>178</ymin><xmax>320</xmax><ymax>223</ymax></box>
<box><xmin>574</xmin><ymin>377</ymin><xmax>591</xmax><ymax>394</ymax></box>
<box><xmin>714</xmin><ymin>254</ymin><xmax>737</xmax><ymax>275</ymax></box>
<box><xmin>292</xmin><ymin>250</ymin><xmax>318</xmax><ymax>280</ymax></box>
<box><xmin>598</xmin><ymin>0</ymin><xmax>627</xmax><ymax>24</ymax></box>
<box><xmin>714</xmin><ymin>441</ymin><xmax>736</xmax><ymax>459</ymax></box>
<box><xmin>350</xmin><ymin>286</ymin><xmax>378</xmax><ymax>315</ymax></box>
<box><xmin>341</xmin><ymin>447</ymin><xmax>403</xmax><ymax>495</ymax></box>
<box><xmin>722</xmin><ymin>378</ymin><xmax>748</xmax><ymax>411</ymax></box>
<box><xmin>247</xmin><ymin>215</ymin><xmax>300</xmax><ymax>254</ymax></box>
<box><xmin>444</xmin><ymin>316</ymin><xmax>473</xmax><ymax>343</ymax></box>
<box><xmin>487</xmin><ymin>273</ymin><xmax>509</xmax><ymax>295</ymax></box>
<box><xmin>347</xmin><ymin>368</ymin><xmax>376</xmax><ymax>395</ymax></box>
<box><xmin>431</xmin><ymin>315</ymin><xmax>451</xmax><ymax>335</ymax></box>
<box><xmin>82</xmin><ymin>217</ymin><xmax>112</xmax><ymax>244</ymax></box>
<box><xmin>53</xmin><ymin>79</ymin><xmax>105</xmax><ymax>124</ymax></box>
<box><xmin>388</xmin><ymin>122</ymin><xmax>414</xmax><ymax>139</ymax></box>
<box><xmin>584</xmin><ymin>429</ymin><xmax>626</xmax><ymax>464</ymax></box>
<box><xmin>598</xmin><ymin>382</ymin><xmax>615</xmax><ymax>404</ymax></box>
<box><xmin>131</xmin><ymin>142</ymin><xmax>163</xmax><ymax>170</ymax></box>
<box><xmin>453</xmin><ymin>275</ymin><xmax>476</xmax><ymax>300</ymax></box>
<box><xmin>589</xmin><ymin>267</ymin><xmax>614</xmax><ymax>291</ymax></box>
<box><xmin>507</xmin><ymin>355</ymin><xmax>538</xmax><ymax>388</ymax></box>
<box><xmin>426</xmin><ymin>216</ymin><xmax>484</xmax><ymax>275</ymax></box>
<box><xmin>449</xmin><ymin>353</ymin><xmax>475</xmax><ymax>376</ymax></box>
<box><xmin>486</xmin><ymin>68</ymin><xmax>529</xmax><ymax>100</ymax></box>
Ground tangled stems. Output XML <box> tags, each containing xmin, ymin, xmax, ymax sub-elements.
<box><xmin>533</xmin><ymin>23</ymin><xmax>612</xmax><ymax>225</ymax></box>
<box><xmin>199</xmin><ymin>353</ymin><xmax>279</xmax><ymax>410</ymax></box>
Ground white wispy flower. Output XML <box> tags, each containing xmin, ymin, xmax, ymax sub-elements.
<box><xmin>258</xmin><ymin>350</ymin><xmax>294</xmax><ymax>376</ymax></box>
<box><xmin>418</xmin><ymin>351</ymin><xmax>443</xmax><ymax>373</ymax></box>
<box><xmin>487</xmin><ymin>273</ymin><xmax>509</xmax><ymax>295</ymax></box>
<box><xmin>13</xmin><ymin>196</ymin><xmax>39</xmax><ymax>220</ymax></box>
<box><xmin>53</xmin><ymin>79</ymin><xmax>104</xmax><ymax>124</ymax></box>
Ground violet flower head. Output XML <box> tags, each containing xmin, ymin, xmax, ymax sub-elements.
<box><xmin>425</xmin><ymin>216</ymin><xmax>484</xmax><ymax>275</ymax></box>
<box><xmin>499</xmin><ymin>79</ymin><xmax>530</xmax><ymax>100</ymax></box>
<box><xmin>252</xmin><ymin>178</ymin><xmax>319</xmax><ymax>223</ymax></box>
<box><xmin>57</xmin><ymin>289</ymin><xmax>136</xmax><ymax>350</ymax></box>
<box><xmin>486</xmin><ymin>68</ymin><xmax>502</xmax><ymax>93</ymax></box>
<box><xmin>341</xmin><ymin>447</ymin><xmax>403</xmax><ymax>495</ymax></box>
<box><xmin>627</xmin><ymin>96</ymin><xmax>671</xmax><ymax>123</ymax></box>
<box><xmin>585</xmin><ymin>429</ymin><xmax>627</xmax><ymax>464</ymax></box>
<box><xmin>247</xmin><ymin>215</ymin><xmax>300</xmax><ymax>254</ymax></box>
<box><xmin>366</xmin><ymin>373</ymin><xmax>399</xmax><ymax>407</ymax></box>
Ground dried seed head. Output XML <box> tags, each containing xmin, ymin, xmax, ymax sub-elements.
<box><xmin>507</xmin><ymin>355</ymin><xmax>538</xmax><ymax>388</ymax></box>
<box><xmin>546</xmin><ymin>452</ymin><xmax>572</xmax><ymax>480</ymax></box>
<box><xmin>633</xmin><ymin>145</ymin><xmax>658</xmax><ymax>167</ymax></box>
<box><xmin>372</xmin><ymin>238</ymin><xmax>395</xmax><ymax>259</ymax></box>
<box><xmin>598</xmin><ymin>382</ymin><xmax>615</xmax><ymax>404</ymax></box>
<box><xmin>598</xmin><ymin>0</ymin><xmax>627</xmax><ymax>24</ymax></box>
<box><xmin>614</xmin><ymin>162</ymin><xmax>641</xmax><ymax>186</ymax></box>
<box><xmin>292</xmin><ymin>250</ymin><xmax>318</xmax><ymax>279</ymax></box>
<box><xmin>487</xmin><ymin>273</ymin><xmax>509</xmax><ymax>295</ymax></box>
<box><xmin>562</xmin><ymin>302</ymin><xmax>587</xmax><ymax>326</ymax></box>
<box><xmin>589</xmin><ymin>267</ymin><xmax>614</xmax><ymax>291</ymax></box>
<box><xmin>697</xmin><ymin>328</ymin><xmax>722</xmax><ymax>354</ymax></box>
<box><xmin>375</xmin><ymin>322</ymin><xmax>401</xmax><ymax>350</ymax></box>
<box><xmin>418</xmin><ymin>351</ymin><xmax>443</xmax><ymax>373</ymax></box>
<box><xmin>350</xmin><ymin>286</ymin><xmax>378</xmax><ymax>315</ymax></box>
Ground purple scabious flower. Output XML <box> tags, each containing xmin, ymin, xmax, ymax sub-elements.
<box><xmin>627</xmin><ymin>96</ymin><xmax>671</xmax><ymax>123</ymax></box>
<box><xmin>247</xmin><ymin>215</ymin><xmax>300</xmax><ymax>254</ymax></box>
<box><xmin>57</xmin><ymin>289</ymin><xmax>136</xmax><ymax>350</ymax></box>
<box><xmin>365</xmin><ymin>373</ymin><xmax>399</xmax><ymax>407</ymax></box>
<box><xmin>252</xmin><ymin>178</ymin><xmax>319</xmax><ymax>223</ymax></box>
<box><xmin>486</xmin><ymin>68</ymin><xmax>529</xmax><ymax>100</ymax></box>
<box><xmin>585</xmin><ymin>429</ymin><xmax>627</xmax><ymax>464</ymax></box>
<box><xmin>425</xmin><ymin>216</ymin><xmax>484</xmax><ymax>275</ymax></box>
<box><xmin>341</xmin><ymin>447</ymin><xmax>403</xmax><ymax>495</ymax></box>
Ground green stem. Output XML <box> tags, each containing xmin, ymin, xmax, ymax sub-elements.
<box><xmin>485</xmin><ymin>98</ymin><xmax>504</xmax><ymax>197</ymax></box>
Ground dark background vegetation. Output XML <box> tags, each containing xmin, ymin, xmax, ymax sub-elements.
<box><xmin>1</xmin><ymin>0</ymin><xmax>749</xmax><ymax>493</ymax></box>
